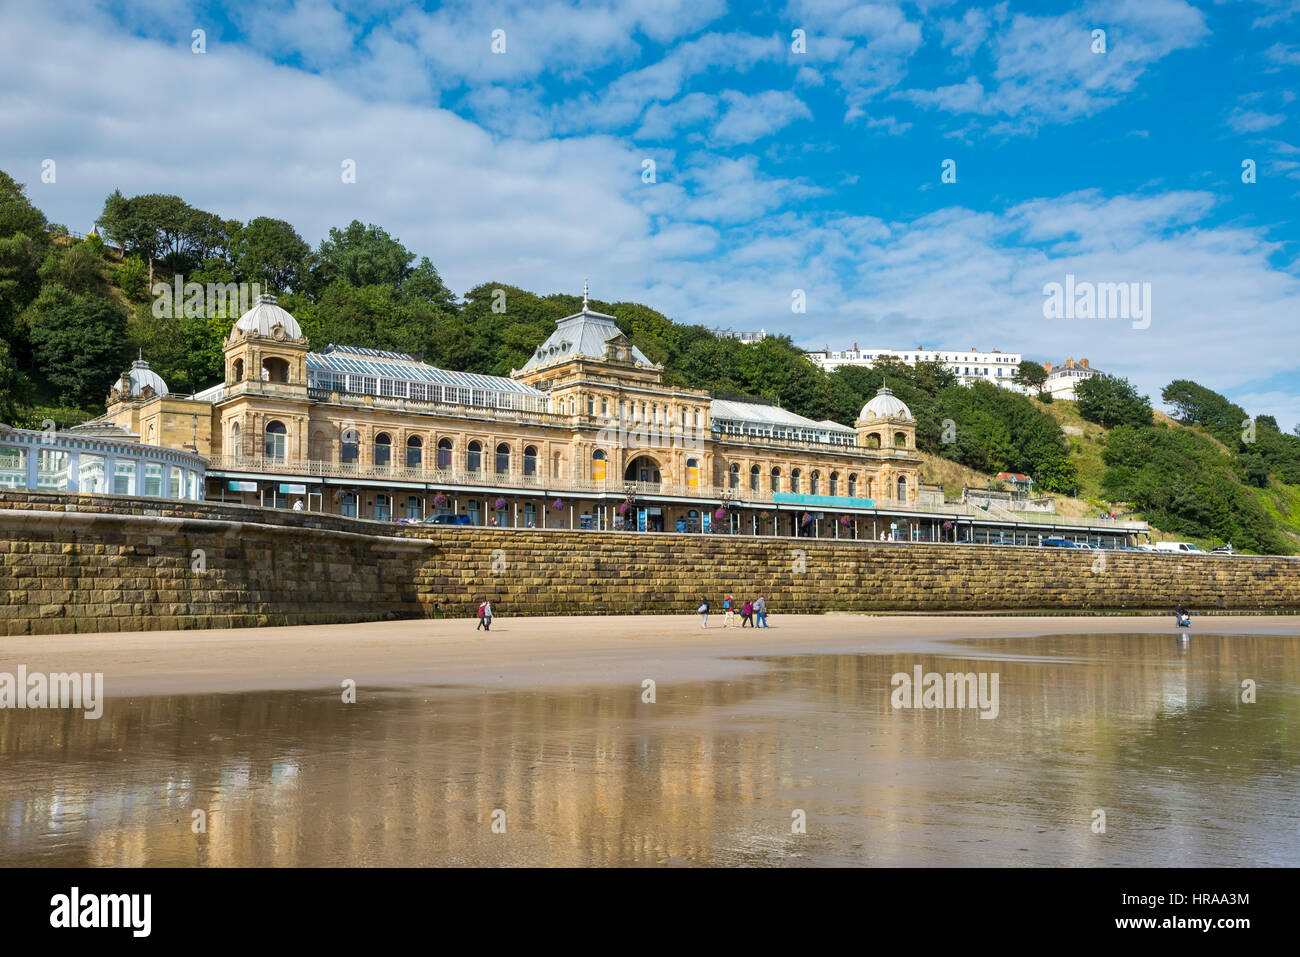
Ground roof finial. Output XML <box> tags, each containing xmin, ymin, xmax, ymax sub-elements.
<box><xmin>583</xmin><ymin>278</ymin><xmax>589</xmax><ymax>311</ymax></box>
<box><xmin>139</xmin><ymin>347</ymin><xmax>143</xmax><ymax>362</ymax></box>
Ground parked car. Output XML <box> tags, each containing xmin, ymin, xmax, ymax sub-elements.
<box><xmin>1041</xmin><ymin>537</ymin><xmax>1083</xmax><ymax>548</ymax></box>
<box><xmin>1155</xmin><ymin>541</ymin><xmax>1206</xmax><ymax>554</ymax></box>
<box><xmin>1211</xmin><ymin>544</ymin><xmax>1235</xmax><ymax>555</ymax></box>
<box><xmin>425</xmin><ymin>514</ymin><xmax>472</xmax><ymax>525</ymax></box>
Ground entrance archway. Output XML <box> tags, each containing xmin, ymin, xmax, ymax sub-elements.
<box><xmin>624</xmin><ymin>455</ymin><xmax>661</xmax><ymax>485</ymax></box>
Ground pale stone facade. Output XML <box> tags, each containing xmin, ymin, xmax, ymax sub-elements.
<box><xmin>98</xmin><ymin>294</ymin><xmax>924</xmax><ymax>536</ymax></box>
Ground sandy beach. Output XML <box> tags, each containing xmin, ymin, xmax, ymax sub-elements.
<box><xmin>2</xmin><ymin>612</ymin><xmax>1296</xmax><ymax>698</ymax></box>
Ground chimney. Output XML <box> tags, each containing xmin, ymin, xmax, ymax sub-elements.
<box><xmin>1065</xmin><ymin>357</ymin><xmax>1075</xmax><ymax>368</ymax></box>
<box><xmin>1080</xmin><ymin>358</ymin><xmax>1090</xmax><ymax>369</ymax></box>
<box><xmin>1042</xmin><ymin>362</ymin><xmax>1052</xmax><ymax>372</ymax></box>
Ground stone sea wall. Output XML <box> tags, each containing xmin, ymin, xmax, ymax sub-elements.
<box><xmin>2</xmin><ymin>491</ymin><xmax>1298</xmax><ymax>635</ymax></box>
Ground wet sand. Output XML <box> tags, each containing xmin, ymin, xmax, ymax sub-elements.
<box><xmin>3</xmin><ymin>616</ymin><xmax>1297</xmax><ymax>866</ymax></box>
<box><xmin>3</xmin><ymin>613</ymin><xmax>1296</xmax><ymax>698</ymax></box>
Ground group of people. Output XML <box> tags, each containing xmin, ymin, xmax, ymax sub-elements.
<box><xmin>697</xmin><ymin>594</ymin><xmax>768</xmax><ymax>628</ymax></box>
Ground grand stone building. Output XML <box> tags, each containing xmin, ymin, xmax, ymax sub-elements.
<box><xmin>90</xmin><ymin>290</ymin><xmax>936</xmax><ymax>537</ymax></box>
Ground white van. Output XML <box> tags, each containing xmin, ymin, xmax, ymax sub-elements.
<box><xmin>1155</xmin><ymin>542</ymin><xmax>1206</xmax><ymax>554</ymax></box>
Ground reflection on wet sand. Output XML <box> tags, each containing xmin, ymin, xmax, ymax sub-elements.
<box><xmin>1</xmin><ymin>633</ymin><xmax>1296</xmax><ymax>866</ymax></box>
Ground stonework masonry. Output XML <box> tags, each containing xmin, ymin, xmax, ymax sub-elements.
<box><xmin>2</xmin><ymin>490</ymin><xmax>1299</xmax><ymax>636</ymax></box>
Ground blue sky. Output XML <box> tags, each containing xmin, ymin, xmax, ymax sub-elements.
<box><xmin>2</xmin><ymin>0</ymin><xmax>1298</xmax><ymax>424</ymax></box>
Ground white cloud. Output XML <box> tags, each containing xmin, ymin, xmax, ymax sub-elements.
<box><xmin>712</xmin><ymin>90</ymin><xmax>813</xmax><ymax>145</ymax></box>
<box><xmin>5</xmin><ymin>3</ymin><xmax>1300</xmax><ymax>429</ymax></box>
<box><xmin>900</xmin><ymin>0</ymin><xmax>1208</xmax><ymax>131</ymax></box>
<box><xmin>1227</xmin><ymin>108</ymin><xmax>1287</xmax><ymax>133</ymax></box>
<box><xmin>938</xmin><ymin>8</ymin><xmax>992</xmax><ymax>60</ymax></box>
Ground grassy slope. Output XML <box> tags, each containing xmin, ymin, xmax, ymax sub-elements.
<box><xmin>1039</xmin><ymin>397</ymin><xmax>1300</xmax><ymax>552</ymax></box>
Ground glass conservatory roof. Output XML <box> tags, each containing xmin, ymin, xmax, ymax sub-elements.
<box><xmin>307</xmin><ymin>345</ymin><xmax>544</xmax><ymax>396</ymax></box>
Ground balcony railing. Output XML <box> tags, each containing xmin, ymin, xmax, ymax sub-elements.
<box><xmin>199</xmin><ymin>455</ymin><xmax>1150</xmax><ymax>530</ymax></box>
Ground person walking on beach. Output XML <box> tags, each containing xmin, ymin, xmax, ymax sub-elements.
<box><xmin>740</xmin><ymin>599</ymin><xmax>754</xmax><ymax>627</ymax></box>
<box><xmin>477</xmin><ymin>599</ymin><xmax>493</xmax><ymax>631</ymax></box>
<box><xmin>1174</xmin><ymin>601</ymin><xmax>1190</xmax><ymax>627</ymax></box>
<box><xmin>697</xmin><ymin>598</ymin><xmax>709</xmax><ymax>628</ymax></box>
<box><xmin>723</xmin><ymin>594</ymin><xmax>734</xmax><ymax>628</ymax></box>
<box><xmin>755</xmin><ymin>595</ymin><xmax>768</xmax><ymax>628</ymax></box>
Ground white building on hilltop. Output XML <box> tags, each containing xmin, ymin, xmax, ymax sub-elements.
<box><xmin>713</xmin><ymin>327</ymin><xmax>767</xmax><ymax>343</ymax></box>
<box><xmin>1042</xmin><ymin>358</ymin><xmax>1099</xmax><ymax>400</ymax></box>
<box><xmin>805</xmin><ymin>344</ymin><xmax>1023</xmax><ymax>389</ymax></box>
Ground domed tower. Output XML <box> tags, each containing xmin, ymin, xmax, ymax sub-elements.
<box><xmin>855</xmin><ymin>385</ymin><xmax>916</xmax><ymax>452</ymax></box>
<box><xmin>855</xmin><ymin>385</ymin><xmax>920</xmax><ymax>503</ymax></box>
<box><xmin>109</xmin><ymin>355</ymin><xmax>169</xmax><ymax>404</ymax></box>
<box><xmin>223</xmin><ymin>294</ymin><xmax>309</xmax><ymax>394</ymax></box>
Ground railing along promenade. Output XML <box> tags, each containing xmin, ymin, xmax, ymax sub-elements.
<box><xmin>204</xmin><ymin>454</ymin><xmax>1147</xmax><ymax>529</ymax></box>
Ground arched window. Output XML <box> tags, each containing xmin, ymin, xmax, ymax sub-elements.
<box><xmin>340</xmin><ymin>492</ymin><xmax>357</xmax><ymax>518</ymax></box>
<box><xmin>897</xmin><ymin>476</ymin><xmax>907</xmax><ymax>501</ymax></box>
<box><xmin>866</xmin><ymin>477</ymin><xmax>874</xmax><ymax>499</ymax></box>
<box><xmin>866</xmin><ymin>432</ymin><xmax>882</xmax><ymax>450</ymax></box>
<box><xmin>437</xmin><ymin>438</ymin><xmax>452</xmax><ymax>469</ymax></box>
<box><xmin>262</xmin><ymin>356</ymin><xmax>290</xmax><ymax>383</ymax></box>
<box><xmin>847</xmin><ymin>474</ymin><xmax>857</xmax><ymax>497</ymax></box>
<box><xmin>406</xmin><ymin>435</ymin><xmax>423</xmax><ymax>468</ymax></box>
<box><xmin>495</xmin><ymin>443</ymin><xmax>511</xmax><ymax>474</ymax></box>
<box><xmin>729</xmin><ymin>463</ymin><xmax>739</xmax><ymax>490</ymax></box>
<box><xmin>341</xmin><ymin>428</ymin><xmax>359</xmax><ymax>465</ymax></box>
<box><xmin>374</xmin><ymin>433</ymin><xmax>391</xmax><ymax>467</ymax></box>
<box><xmin>467</xmin><ymin>499</ymin><xmax>481</xmax><ymax>525</ymax></box>
<box><xmin>467</xmin><ymin>441</ymin><xmax>482</xmax><ymax>472</ymax></box>
<box><xmin>592</xmin><ymin>449</ymin><xmax>607</xmax><ymax>481</ymax></box>
<box><xmin>770</xmin><ymin>467</ymin><xmax>781</xmax><ymax>493</ymax></box>
<box><xmin>790</xmin><ymin>469</ymin><xmax>801</xmax><ymax>493</ymax></box>
<box><xmin>524</xmin><ymin>445</ymin><xmax>537</xmax><ymax>476</ymax></box>
<box><xmin>894</xmin><ymin>431</ymin><xmax>908</xmax><ymax>448</ymax></box>
<box><xmin>686</xmin><ymin>457</ymin><xmax>700</xmax><ymax>489</ymax></box>
<box><xmin>829</xmin><ymin>471</ymin><xmax>839</xmax><ymax>497</ymax></box>
<box><xmin>264</xmin><ymin>421</ymin><xmax>287</xmax><ymax>461</ymax></box>
<box><xmin>374</xmin><ymin>494</ymin><xmax>391</xmax><ymax>522</ymax></box>
<box><xmin>810</xmin><ymin>470</ymin><xmax>820</xmax><ymax>496</ymax></box>
<box><xmin>405</xmin><ymin>495</ymin><xmax>421</xmax><ymax>520</ymax></box>
<box><xmin>230</xmin><ymin>422</ymin><xmax>241</xmax><ymax>457</ymax></box>
<box><xmin>750</xmin><ymin>464</ymin><xmax>760</xmax><ymax>492</ymax></box>
<box><xmin>232</xmin><ymin>358</ymin><xmax>244</xmax><ymax>382</ymax></box>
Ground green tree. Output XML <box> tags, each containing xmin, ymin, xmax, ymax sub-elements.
<box><xmin>114</xmin><ymin>256</ymin><xmax>149</xmax><ymax>300</ymax></box>
<box><xmin>1074</xmin><ymin>373</ymin><xmax>1153</xmax><ymax>428</ymax></box>
<box><xmin>23</xmin><ymin>287</ymin><xmax>129</xmax><ymax>408</ymax></box>
<box><xmin>231</xmin><ymin>217</ymin><xmax>311</xmax><ymax>293</ymax></box>
<box><xmin>0</xmin><ymin>337</ymin><xmax>29</xmax><ymax>421</ymax></box>
<box><xmin>313</xmin><ymin>221</ymin><xmax>416</xmax><ymax>290</ymax></box>
<box><xmin>1015</xmin><ymin>359</ymin><xmax>1047</xmax><ymax>391</ymax></box>
<box><xmin>37</xmin><ymin>242</ymin><xmax>109</xmax><ymax>297</ymax></box>
<box><xmin>0</xmin><ymin>170</ymin><xmax>48</xmax><ymax>240</ymax></box>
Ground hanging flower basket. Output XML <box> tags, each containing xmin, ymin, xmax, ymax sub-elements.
<box><xmin>433</xmin><ymin>492</ymin><xmax>448</xmax><ymax>507</ymax></box>
<box><xmin>493</xmin><ymin>498</ymin><xmax>507</xmax><ymax>510</ymax></box>
<box><xmin>943</xmin><ymin>521</ymin><xmax>954</xmax><ymax>530</ymax></box>
<box><xmin>551</xmin><ymin>498</ymin><xmax>565</xmax><ymax>510</ymax></box>
<box><xmin>839</xmin><ymin>516</ymin><xmax>850</xmax><ymax>527</ymax></box>
<box><xmin>333</xmin><ymin>489</ymin><xmax>344</xmax><ymax>503</ymax></box>
<box><xmin>618</xmin><ymin>501</ymin><xmax>632</xmax><ymax>515</ymax></box>
<box><xmin>801</xmin><ymin>513</ymin><xmax>813</xmax><ymax>526</ymax></box>
<box><xmin>714</xmin><ymin>507</ymin><xmax>727</xmax><ymax>520</ymax></box>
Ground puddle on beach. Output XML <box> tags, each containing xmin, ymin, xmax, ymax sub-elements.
<box><xmin>1</xmin><ymin>632</ymin><xmax>1296</xmax><ymax>867</ymax></box>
